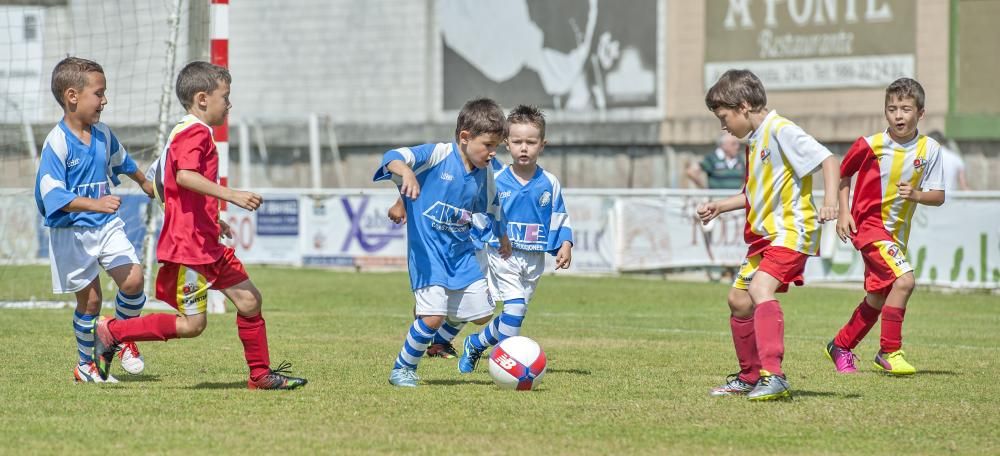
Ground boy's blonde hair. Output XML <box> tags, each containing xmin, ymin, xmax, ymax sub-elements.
<box><xmin>507</xmin><ymin>104</ymin><xmax>546</xmax><ymax>139</ymax></box>
<box><xmin>455</xmin><ymin>98</ymin><xmax>507</xmax><ymax>141</ymax></box>
<box><xmin>705</xmin><ymin>69</ymin><xmax>767</xmax><ymax>112</ymax></box>
<box><xmin>885</xmin><ymin>78</ymin><xmax>925</xmax><ymax>110</ymax></box>
<box><xmin>176</xmin><ymin>61</ymin><xmax>231</xmax><ymax>111</ymax></box>
<box><xmin>50</xmin><ymin>57</ymin><xmax>103</xmax><ymax>108</ymax></box>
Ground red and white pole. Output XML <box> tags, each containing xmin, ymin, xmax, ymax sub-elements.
<box><xmin>210</xmin><ymin>0</ymin><xmax>229</xmax><ymax>208</ymax></box>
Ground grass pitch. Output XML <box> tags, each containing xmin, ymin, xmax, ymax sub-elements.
<box><xmin>0</xmin><ymin>265</ymin><xmax>997</xmax><ymax>455</ymax></box>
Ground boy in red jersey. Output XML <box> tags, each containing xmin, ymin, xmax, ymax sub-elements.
<box><xmin>697</xmin><ymin>69</ymin><xmax>840</xmax><ymax>401</ymax></box>
<box><xmin>825</xmin><ymin>78</ymin><xmax>944</xmax><ymax>376</ymax></box>
<box><xmin>93</xmin><ymin>62</ymin><xmax>306</xmax><ymax>390</ymax></box>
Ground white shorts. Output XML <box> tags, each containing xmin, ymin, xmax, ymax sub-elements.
<box><xmin>414</xmin><ymin>278</ymin><xmax>495</xmax><ymax>321</ymax></box>
<box><xmin>47</xmin><ymin>217</ymin><xmax>140</xmax><ymax>293</ymax></box>
<box><xmin>486</xmin><ymin>246</ymin><xmax>545</xmax><ymax>302</ymax></box>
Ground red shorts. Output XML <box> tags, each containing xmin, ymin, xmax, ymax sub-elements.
<box><xmin>860</xmin><ymin>240</ymin><xmax>912</xmax><ymax>295</ymax></box>
<box><xmin>155</xmin><ymin>247</ymin><xmax>249</xmax><ymax>315</ymax></box>
<box><xmin>733</xmin><ymin>246</ymin><xmax>808</xmax><ymax>293</ymax></box>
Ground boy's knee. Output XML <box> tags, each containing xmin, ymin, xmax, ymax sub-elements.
<box><xmin>727</xmin><ymin>288</ymin><xmax>753</xmax><ymax>317</ymax></box>
<box><xmin>118</xmin><ymin>276</ymin><xmax>143</xmax><ymax>296</ymax></box>
<box><xmin>420</xmin><ymin>315</ymin><xmax>445</xmax><ymax>329</ymax></box>
<box><xmin>894</xmin><ymin>273</ymin><xmax>916</xmax><ymax>292</ymax></box>
<box><xmin>470</xmin><ymin>315</ymin><xmax>492</xmax><ymax>325</ymax></box>
<box><xmin>177</xmin><ymin>315</ymin><xmax>207</xmax><ymax>338</ymax></box>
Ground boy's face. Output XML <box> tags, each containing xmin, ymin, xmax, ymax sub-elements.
<box><xmin>459</xmin><ymin>131</ymin><xmax>501</xmax><ymax>169</ymax></box>
<box><xmin>712</xmin><ymin>104</ymin><xmax>752</xmax><ymax>139</ymax></box>
<box><xmin>67</xmin><ymin>72</ymin><xmax>107</xmax><ymax>126</ymax></box>
<box><xmin>884</xmin><ymin>94</ymin><xmax>924</xmax><ymax>141</ymax></box>
<box><xmin>197</xmin><ymin>80</ymin><xmax>231</xmax><ymax>126</ymax></box>
<box><xmin>506</xmin><ymin>122</ymin><xmax>545</xmax><ymax>168</ymax></box>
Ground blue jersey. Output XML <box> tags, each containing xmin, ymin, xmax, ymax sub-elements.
<box><xmin>34</xmin><ymin>120</ymin><xmax>138</xmax><ymax>228</ymax></box>
<box><xmin>488</xmin><ymin>165</ymin><xmax>573</xmax><ymax>255</ymax></box>
<box><xmin>374</xmin><ymin>142</ymin><xmax>504</xmax><ymax>290</ymax></box>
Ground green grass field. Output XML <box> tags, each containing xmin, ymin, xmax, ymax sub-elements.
<box><xmin>0</xmin><ymin>265</ymin><xmax>997</xmax><ymax>455</ymax></box>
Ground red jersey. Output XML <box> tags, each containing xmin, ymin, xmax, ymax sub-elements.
<box><xmin>156</xmin><ymin>115</ymin><xmax>224</xmax><ymax>264</ymax></box>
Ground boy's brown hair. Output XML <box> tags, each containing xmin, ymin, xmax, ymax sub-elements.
<box><xmin>455</xmin><ymin>98</ymin><xmax>507</xmax><ymax>141</ymax></box>
<box><xmin>885</xmin><ymin>77</ymin><xmax>925</xmax><ymax>110</ymax></box>
<box><xmin>507</xmin><ymin>104</ymin><xmax>546</xmax><ymax>139</ymax></box>
<box><xmin>705</xmin><ymin>69</ymin><xmax>767</xmax><ymax>112</ymax></box>
<box><xmin>176</xmin><ymin>61</ymin><xmax>231</xmax><ymax>111</ymax></box>
<box><xmin>50</xmin><ymin>57</ymin><xmax>103</xmax><ymax>108</ymax></box>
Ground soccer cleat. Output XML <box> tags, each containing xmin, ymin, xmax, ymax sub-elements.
<box><xmin>873</xmin><ymin>350</ymin><xmax>916</xmax><ymax>376</ymax></box>
<box><xmin>118</xmin><ymin>342</ymin><xmax>145</xmax><ymax>375</ymax></box>
<box><xmin>73</xmin><ymin>362</ymin><xmax>119</xmax><ymax>384</ymax></box>
<box><xmin>747</xmin><ymin>370</ymin><xmax>792</xmax><ymax>401</ymax></box>
<box><xmin>709</xmin><ymin>373</ymin><xmax>756</xmax><ymax>397</ymax></box>
<box><xmin>247</xmin><ymin>361</ymin><xmax>308</xmax><ymax>390</ymax></box>
<box><xmin>388</xmin><ymin>367</ymin><xmax>419</xmax><ymax>388</ymax></box>
<box><xmin>426</xmin><ymin>342</ymin><xmax>458</xmax><ymax>359</ymax></box>
<box><xmin>93</xmin><ymin>316</ymin><xmax>120</xmax><ymax>381</ymax></box>
<box><xmin>825</xmin><ymin>341</ymin><xmax>859</xmax><ymax>374</ymax></box>
<box><xmin>458</xmin><ymin>335</ymin><xmax>485</xmax><ymax>374</ymax></box>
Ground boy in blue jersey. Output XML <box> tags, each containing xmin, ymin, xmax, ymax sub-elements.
<box><xmin>34</xmin><ymin>57</ymin><xmax>155</xmax><ymax>383</ymax></box>
<box><xmin>457</xmin><ymin>104</ymin><xmax>573</xmax><ymax>373</ymax></box>
<box><xmin>375</xmin><ymin>98</ymin><xmax>513</xmax><ymax>387</ymax></box>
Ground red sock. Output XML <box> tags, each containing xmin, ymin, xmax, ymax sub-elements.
<box><xmin>833</xmin><ymin>299</ymin><xmax>881</xmax><ymax>350</ymax></box>
<box><xmin>880</xmin><ymin>306</ymin><xmax>906</xmax><ymax>352</ymax></box>
<box><xmin>753</xmin><ymin>300</ymin><xmax>784</xmax><ymax>377</ymax></box>
<box><xmin>107</xmin><ymin>313</ymin><xmax>178</xmax><ymax>342</ymax></box>
<box><xmin>730</xmin><ymin>316</ymin><xmax>761</xmax><ymax>383</ymax></box>
<box><xmin>237</xmin><ymin>313</ymin><xmax>271</xmax><ymax>381</ymax></box>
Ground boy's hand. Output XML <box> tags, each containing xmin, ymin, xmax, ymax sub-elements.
<box><xmin>140</xmin><ymin>180</ymin><xmax>156</xmax><ymax>199</ymax></box>
<box><xmin>229</xmin><ymin>190</ymin><xmax>263</xmax><ymax>211</ymax></box>
<box><xmin>388</xmin><ymin>198</ymin><xmax>406</xmax><ymax>224</ymax></box>
<box><xmin>836</xmin><ymin>212</ymin><xmax>856</xmax><ymax>243</ymax></box>
<box><xmin>555</xmin><ymin>241</ymin><xmax>573</xmax><ymax>270</ymax></box>
<box><xmin>696</xmin><ymin>201</ymin><xmax>720</xmax><ymax>224</ymax></box>
<box><xmin>399</xmin><ymin>171</ymin><xmax>420</xmax><ymax>200</ymax></box>
<box><xmin>94</xmin><ymin>195</ymin><xmax>121</xmax><ymax>213</ymax></box>
<box><xmin>897</xmin><ymin>181</ymin><xmax>918</xmax><ymax>202</ymax></box>
<box><xmin>498</xmin><ymin>235</ymin><xmax>513</xmax><ymax>259</ymax></box>
<box><xmin>219</xmin><ymin>218</ymin><xmax>234</xmax><ymax>240</ymax></box>
<box><xmin>818</xmin><ymin>204</ymin><xmax>839</xmax><ymax>223</ymax></box>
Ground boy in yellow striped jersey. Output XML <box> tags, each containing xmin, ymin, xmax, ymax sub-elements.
<box><xmin>697</xmin><ymin>69</ymin><xmax>840</xmax><ymax>401</ymax></box>
<box><xmin>825</xmin><ymin>78</ymin><xmax>944</xmax><ymax>376</ymax></box>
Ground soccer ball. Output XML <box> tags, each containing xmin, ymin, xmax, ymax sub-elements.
<box><xmin>488</xmin><ymin>336</ymin><xmax>546</xmax><ymax>390</ymax></box>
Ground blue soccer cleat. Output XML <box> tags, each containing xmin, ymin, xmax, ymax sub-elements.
<box><xmin>458</xmin><ymin>335</ymin><xmax>485</xmax><ymax>374</ymax></box>
<box><xmin>388</xmin><ymin>367</ymin><xmax>419</xmax><ymax>387</ymax></box>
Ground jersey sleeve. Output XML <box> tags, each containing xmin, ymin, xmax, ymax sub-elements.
<box><xmin>919</xmin><ymin>141</ymin><xmax>946</xmax><ymax>191</ymax></box>
<box><xmin>545</xmin><ymin>176</ymin><xmax>573</xmax><ymax>255</ymax></box>
<box><xmin>373</xmin><ymin>143</ymin><xmax>442</xmax><ymax>184</ymax></box>
<box><xmin>775</xmin><ymin>123</ymin><xmax>833</xmax><ymax>179</ymax></box>
<box><xmin>170</xmin><ymin>126</ymin><xmax>212</xmax><ymax>172</ymax></box>
<box><xmin>107</xmin><ymin>128</ymin><xmax>138</xmax><ymax>185</ymax></box>
<box><xmin>839</xmin><ymin>137</ymin><xmax>871</xmax><ymax>179</ymax></box>
<box><xmin>35</xmin><ymin>145</ymin><xmax>77</xmax><ymax>217</ymax></box>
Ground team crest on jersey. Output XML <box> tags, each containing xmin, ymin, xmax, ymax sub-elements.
<box><xmin>887</xmin><ymin>244</ymin><xmax>901</xmax><ymax>259</ymax></box>
<box><xmin>913</xmin><ymin>158</ymin><xmax>927</xmax><ymax>169</ymax></box>
<box><xmin>539</xmin><ymin>191</ymin><xmax>551</xmax><ymax>207</ymax></box>
<box><xmin>759</xmin><ymin>148</ymin><xmax>771</xmax><ymax>162</ymax></box>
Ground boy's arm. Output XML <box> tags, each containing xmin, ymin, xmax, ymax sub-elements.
<box><xmin>818</xmin><ymin>155</ymin><xmax>840</xmax><ymax>222</ymax></box>
<box><xmin>385</xmin><ymin>160</ymin><xmax>419</xmax><ymax>199</ymax></box>
<box><xmin>835</xmin><ymin>177</ymin><xmax>856</xmax><ymax>242</ymax></box>
<box><xmin>696</xmin><ymin>193</ymin><xmax>744</xmax><ymax>224</ymax></box>
<box><xmin>126</xmin><ymin>169</ymin><xmax>155</xmax><ymax>198</ymax></box>
<box><xmin>175</xmin><ymin>169</ymin><xmax>262</xmax><ymax>211</ymax></box>
<box><xmin>387</xmin><ymin>196</ymin><xmax>406</xmax><ymax>224</ymax></box>
<box><xmin>36</xmin><ymin>146</ymin><xmax>121</xmax><ymax>215</ymax></box>
<box><xmin>554</xmin><ymin>241</ymin><xmax>572</xmax><ymax>270</ymax></box>
<box><xmin>897</xmin><ymin>183</ymin><xmax>945</xmax><ymax>207</ymax></box>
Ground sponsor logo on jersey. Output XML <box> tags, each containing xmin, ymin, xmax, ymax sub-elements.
<box><xmin>423</xmin><ymin>201</ymin><xmax>472</xmax><ymax>232</ymax></box>
<box><xmin>507</xmin><ymin>222</ymin><xmax>546</xmax><ymax>244</ymax></box>
<box><xmin>440</xmin><ymin>171</ymin><xmax>454</xmax><ymax>181</ymax></box>
<box><xmin>67</xmin><ymin>158</ymin><xmax>81</xmax><ymax>168</ymax></box>
<box><xmin>498</xmin><ymin>190</ymin><xmax>511</xmax><ymax>199</ymax></box>
<box><xmin>539</xmin><ymin>191</ymin><xmax>551</xmax><ymax>207</ymax></box>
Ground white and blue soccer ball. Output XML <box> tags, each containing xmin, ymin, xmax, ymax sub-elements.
<box><xmin>488</xmin><ymin>336</ymin><xmax>546</xmax><ymax>391</ymax></box>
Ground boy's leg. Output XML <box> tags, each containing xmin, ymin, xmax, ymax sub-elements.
<box><xmin>711</xmin><ymin>256</ymin><xmax>760</xmax><ymax>396</ymax></box>
<box><xmin>391</xmin><ymin>285</ymin><xmax>449</xmax><ymax>386</ymax></box>
<box><xmin>71</xmin><ymin>278</ymin><xmax>116</xmax><ymax>383</ymax></box>
<box><xmin>107</xmin><ymin>263</ymin><xmax>147</xmax><ymax>374</ymax></box>
<box><xmin>427</xmin><ymin>318</ymin><xmax>465</xmax><ymax>358</ymax></box>
<box><xmin>875</xmin><ymin>272</ymin><xmax>917</xmax><ymax>375</ymax></box>
<box><xmin>451</xmin><ymin>279</ymin><xmax>497</xmax><ymax>373</ymax></box>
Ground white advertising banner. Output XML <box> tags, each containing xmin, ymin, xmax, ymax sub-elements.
<box><xmin>298</xmin><ymin>193</ymin><xmax>407</xmax><ymax>268</ymax></box>
<box><xmin>0</xmin><ymin>192</ymin><xmax>41</xmax><ymax>263</ymax></box>
<box><xmin>549</xmin><ymin>193</ymin><xmax>617</xmax><ymax>273</ymax></box>
<box><xmin>226</xmin><ymin>195</ymin><xmax>301</xmax><ymax>265</ymax></box>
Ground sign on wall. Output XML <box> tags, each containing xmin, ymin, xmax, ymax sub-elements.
<box><xmin>704</xmin><ymin>0</ymin><xmax>915</xmax><ymax>91</ymax></box>
<box><xmin>439</xmin><ymin>0</ymin><xmax>663</xmax><ymax>119</ymax></box>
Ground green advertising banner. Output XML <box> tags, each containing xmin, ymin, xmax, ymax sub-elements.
<box><xmin>705</xmin><ymin>0</ymin><xmax>916</xmax><ymax>91</ymax></box>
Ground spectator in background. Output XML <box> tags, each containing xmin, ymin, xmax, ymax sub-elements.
<box><xmin>687</xmin><ymin>132</ymin><xmax>745</xmax><ymax>189</ymax></box>
<box><xmin>928</xmin><ymin>130</ymin><xmax>970</xmax><ymax>191</ymax></box>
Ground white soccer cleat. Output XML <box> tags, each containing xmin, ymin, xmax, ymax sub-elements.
<box><xmin>117</xmin><ymin>342</ymin><xmax>145</xmax><ymax>375</ymax></box>
<box><xmin>74</xmin><ymin>362</ymin><xmax>120</xmax><ymax>383</ymax></box>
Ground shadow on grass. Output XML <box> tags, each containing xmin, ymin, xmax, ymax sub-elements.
<box><xmin>546</xmin><ymin>368</ymin><xmax>591</xmax><ymax>375</ymax></box>
<box><xmin>792</xmin><ymin>390</ymin><xmax>862</xmax><ymax>399</ymax></box>
<box><xmin>423</xmin><ymin>379</ymin><xmax>493</xmax><ymax>386</ymax></box>
<box><xmin>909</xmin><ymin>370</ymin><xmax>958</xmax><ymax>377</ymax></box>
<box><xmin>184</xmin><ymin>381</ymin><xmax>248</xmax><ymax>390</ymax></box>
<box><xmin>121</xmin><ymin>375</ymin><xmax>161</xmax><ymax>383</ymax></box>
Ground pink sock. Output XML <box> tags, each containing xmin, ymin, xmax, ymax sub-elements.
<box><xmin>753</xmin><ymin>300</ymin><xmax>785</xmax><ymax>377</ymax></box>
<box><xmin>730</xmin><ymin>316</ymin><xmax>761</xmax><ymax>383</ymax></box>
<box><xmin>237</xmin><ymin>313</ymin><xmax>271</xmax><ymax>381</ymax></box>
<box><xmin>108</xmin><ymin>313</ymin><xmax>178</xmax><ymax>342</ymax></box>
<box><xmin>834</xmin><ymin>299</ymin><xmax>881</xmax><ymax>349</ymax></box>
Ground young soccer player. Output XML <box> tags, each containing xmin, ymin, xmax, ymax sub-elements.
<box><xmin>697</xmin><ymin>69</ymin><xmax>839</xmax><ymax>401</ymax></box>
<box><xmin>375</xmin><ymin>97</ymin><xmax>512</xmax><ymax>388</ymax></box>
<box><xmin>92</xmin><ymin>61</ymin><xmax>307</xmax><ymax>390</ymax></box>
<box><xmin>825</xmin><ymin>78</ymin><xmax>944</xmax><ymax>375</ymax></box>
<box><xmin>34</xmin><ymin>57</ymin><xmax>155</xmax><ymax>383</ymax></box>
<box><xmin>456</xmin><ymin>104</ymin><xmax>573</xmax><ymax>373</ymax></box>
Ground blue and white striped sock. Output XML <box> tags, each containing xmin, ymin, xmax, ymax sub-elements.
<box><xmin>393</xmin><ymin>318</ymin><xmax>435</xmax><ymax>370</ymax></box>
<box><xmin>432</xmin><ymin>319</ymin><xmax>465</xmax><ymax>345</ymax></box>
<box><xmin>73</xmin><ymin>311</ymin><xmax>96</xmax><ymax>366</ymax></box>
<box><xmin>477</xmin><ymin>298</ymin><xmax>527</xmax><ymax>347</ymax></box>
<box><xmin>114</xmin><ymin>290</ymin><xmax>145</xmax><ymax>320</ymax></box>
